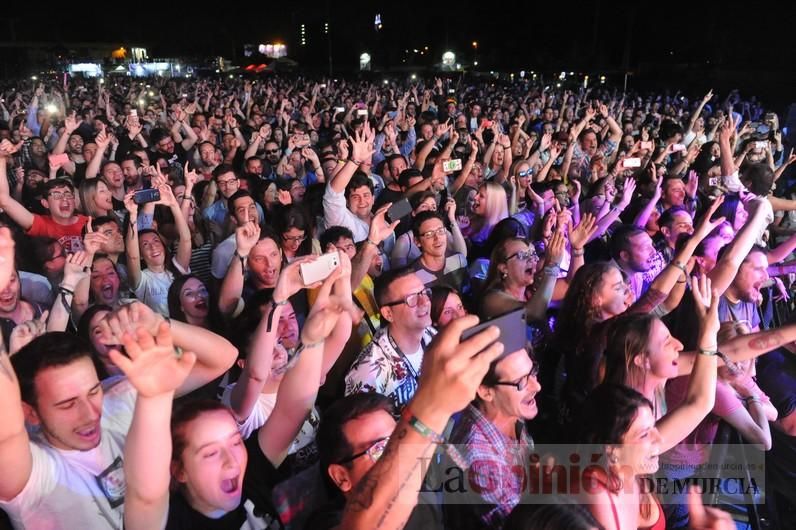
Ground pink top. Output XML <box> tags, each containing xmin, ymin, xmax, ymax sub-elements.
<box><xmin>663</xmin><ymin>377</ymin><xmax>744</xmax><ymax>466</ymax></box>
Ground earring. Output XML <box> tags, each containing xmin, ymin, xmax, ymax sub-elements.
<box><xmin>609</xmin><ymin>454</ymin><xmax>618</xmax><ymax>464</ymax></box>
<box><xmin>501</xmin><ymin>272</ymin><xmax>508</xmax><ymax>279</ymax></box>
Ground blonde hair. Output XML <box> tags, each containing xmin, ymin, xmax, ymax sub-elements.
<box><xmin>473</xmin><ymin>181</ymin><xmax>509</xmax><ymax>241</ymax></box>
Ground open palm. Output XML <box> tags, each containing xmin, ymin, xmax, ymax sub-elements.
<box><xmin>109</xmin><ymin>324</ymin><xmax>196</xmax><ymax>398</ymax></box>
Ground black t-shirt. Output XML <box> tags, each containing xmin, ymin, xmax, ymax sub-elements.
<box><xmin>756</xmin><ymin>348</ymin><xmax>796</xmax><ymax>495</ymax></box>
<box><xmin>165</xmin><ymin>429</ymin><xmax>282</xmax><ymax>529</ymax></box>
<box><xmin>374</xmin><ymin>186</ymin><xmax>404</xmax><ymax>210</ymax></box>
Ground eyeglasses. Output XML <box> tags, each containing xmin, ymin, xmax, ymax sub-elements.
<box><xmin>217</xmin><ymin>179</ymin><xmax>239</xmax><ymax>189</ymax></box>
<box><xmin>282</xmin><ymin>234</ymin><xmax>306</xmax><ymax>243</ymax></box>
<box><xmin>49</xmin><ymin>192</ymin><xmax>75</xmax><ymax>201</ymax></box>
<box><xmin>492</xmin><ymin>365</ymin><xmax>539</xmax><ymax>391</ymax></box>
<box><xmin>382</xmin><ymin>287</ymin><xmax>432</xmax><ymax>308</ymax></box>
<box><xmin>505</xmin><ymin>250</ymin><xmax>538</xmax><ymax>263</ymax></box>
<box><xmin>266</xmin><ymin>149</ymin><xmax>280</xmax><ymax>154</ymax></box>
<box><xmin>518</xmin><ymin>169</ymin><xmax>534</xmax><ymax>178</ymax></box>
<box><xmin>420</xmin><ymin>226</ymin><xmax>446</xmax><ymax>240</ymax></box>
<box><xmin>337</xmin><ymin>436</ymin><xmax>390</xmax><ymax>465</ymax></box>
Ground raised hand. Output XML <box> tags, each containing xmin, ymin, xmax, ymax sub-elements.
<box><xmin>0</xmin><ymin>139</ymin><xmax>22</xmax><ymax>158</ymax></box>
<box><xmin>617</xmin><ymin>178</ymin><xmax>637</xmax><ymax>209</ymax></box>
<box><xmin>568</xmin><ymin>213</ymin><xmax>597</xmax><ymax>250</ymax></box>
<box><xmin>183</xmin><ymin>162</ymin><xmax>199</xmax><ymax>189</ymax></box>
<box><xmin>350</xmin><ymin>126</ymin><xmax>375</xmax><ymax>164</ymax></box>
<box><xmin>61</xmin><ymin>251</ymin><xmax>92</xmax><ymax>288</ymax></box>
<box><xmin>685</xmin><ymin>169</ymin><xmax>699</xmax><ymax>199</ymax></box>
<box><xmin>109</xmin><ymin>324</ymin><xmax>196</xmax><ymax>398</ymax></box>
<box><xmin>277</xmin><ymin>189</ymin><xmax>292</xmax><ymax>205</ymax></box>
<box><xmin>64</xmin><ymin>112</ymin><xmax>81</xmax><ymax>134</ymax></box>
<box><xmin>369</xmin><ymin>203</ymin><xmax>400</xmax><ymax>244</ymax></box>
<box><xmin>123</xmin><ymin>190</ymin><xmax>139</xmax><ymax>219</ymax></box>
<box><xmin>235</xmin><ymin>220</ymin><xmax>261</xmax><ymax>256</ymax></box>
<box><xmin>96</xmin><ymin>301</ymin><xmax>163</xmax><ymax>345</ymax></box>
<box><xmin>9</xmin><ymin>310</ymin><xmax>49</xmax><ymax>356</ymax></box>
<box><xmin>688</xmin><ymin>486</ymin><xmax>734</xmax><ymax>530</ymax></box>
<box><xmin>691</xmin><ymin>275</ymin><xmax>719</xmax><ymax>336</ymax></box>
<box><xmin>692</xmin><ymin>195</ymin><xmax>726</xmax><ymax>241</ymax></box>
<box><xmin>544</xmin><ymin>228</ymin><xmax>566</xmax><ymax>267</ymax></box>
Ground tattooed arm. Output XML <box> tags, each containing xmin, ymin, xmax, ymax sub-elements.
<box><xmin>338</xmin><ymin>315</ymin><xmax>503</xmax><ymax>530</ymax></box>
<box><xmin>677</xmin><ymin>322</ymin><xmax>796</xmax><ymax>377</ymax></box>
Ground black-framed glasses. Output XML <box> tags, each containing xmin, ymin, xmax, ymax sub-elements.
<box><xmin>382</xmin><ymin>287</ymin><xmax>432</xmax><ymax>308</ymax></box>
<box><xmin>505</xmin><ymin>250</ymin><xmax>538</xmax><ymax>263</ymax></box>
<box><xmin>492</xmin><ymin>365</ymin><xmax>539</xmax><ymax>391</ymax></box>
<box><xmin>49</xmin><ymin>191</ymin><xmax>75</xmax><ymax>201</ymax></box>
<box><xmin>282</xmin><ymin>234</ymin><xmax>306</xmax><ymax>243</ymax></box>
<box><xmin>337</xmin><ymin>436</ymin><xmax>390</xmax><ymax>465</ymax></box>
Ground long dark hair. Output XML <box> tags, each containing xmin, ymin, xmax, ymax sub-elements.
<box><xmin>602</xmin><ymin>313</ymin><xmax>658</xmax><ymax>391</ymax></box>
<box><xmin>167</xmin><ymin>274</ymin><xmax>223</xmax><ymax>333</ymax></box>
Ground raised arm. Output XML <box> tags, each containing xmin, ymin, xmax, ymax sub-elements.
<box><xmin>330</xmin><ymin>124</ymin><xmax>375</xmax><ymax>194</ymax></box>
<box><xmin>709</xmin><ymin>197</ymin><xmax>772</xmax><ymax>296</ymax></box>
<box><xmin>155</xmin><ymin>182</ymin><xmax>192</xmax><ymax>271</ymax></box>
<box><xmin>0</xmin><ymin>141</ymin><xmax>35</xmax><ymax>230</ymax></box>
<box><xmin>257</xmin><ymin>268</ymin><xmax>345</xmax><ymax>467</ymax></box>
<box><xmin>338</xmin><ymin>315</ymin><xmax>503</xmax><ymax>530</ymax></box>
<box><xmin>0</xmin><ymin>290</ymin><xmax>33</xmax><ymax>502</ymax></box>
<box><xmin>228</xmin><ymin>259</ymin><xmax>312</xmax><ymax>420</ymax></box>
<box><xmin>116</xmin><ymin>324</ymin><xmax>197</xmax><ymax>530</ymax></box>
<box><xmin>218</xmin><ymin>221</ymin><xmax>260</xmax><ymax>317</ymax></box>
<box><xmin>124</xmin><ymin>191</ymin><xmax>143</xmax><ymax>291</ymax></box>
<box><xmin>656</xmin><ymin>277</ymin><xmax>719</xmax><ymax>453</ymax></box>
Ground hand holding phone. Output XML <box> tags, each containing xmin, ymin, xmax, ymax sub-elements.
<box><xmin>461</xmin><ymin>309</ymin><xmax>526</xmax><ymax>355</ymax></box>
<box><xmin>640</xmin><ymin>141</ymin><xmax>654</xmax><ymax>150</ymax></box>
<box><xmin>442</xmin><ymin>159</ymin><xmax>463</xmax><ymax>173</ymax></box>
<box><xmin>671</xmin><ymin>143</ymin><xmax>687</xmax><ymax>153</ymax></box>
<box><xmin>299</xmin><ymin>251</ymin><xmax>340</xmax><ymax>286</ymax></box>
<box><xmin>133</xmin><ymin>188</ymin><xmax>161</xmax><ymax>205</ymax></box>
<box><xmin>385</xmin><ymin>198</ymin><xmax>412</xmax><ymax>223</ymax></box>
<box><xmin>621</xmin><ymin>157</ymin><xmax>642</xmax><ymax>169</ymax></box>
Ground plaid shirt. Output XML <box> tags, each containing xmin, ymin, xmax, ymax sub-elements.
<box><xmin>445</xmin><ymin>404</ymin><xmax>534</xmax><ymax>530</ymax></box>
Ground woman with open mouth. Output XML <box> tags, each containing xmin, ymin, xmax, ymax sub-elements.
<box><xmin>119</xmin><ymin>261</ymin><xmax>350</xmax><ymax>530</ymax></box>
<box><xmin>167</xmin><ymin>274</ymin><xmax>223</xmax><ymax>334</ymax></box>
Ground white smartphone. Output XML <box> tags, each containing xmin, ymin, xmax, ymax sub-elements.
<box><xmin>357</xmin><ymin>109</ymin><xmax>368</xmax><ymax>117</ymax></box>
<box><xmin>755</xmin><ymin>141</ymin><xmax>768</xmax><ymax>150</ymax></box>
<box><xmin>335</xmin><ymin>106</ymin><xmax>345</xmax><ymax>113</ymax></box>
<box><xmin>300</xmin><ymin>251</ymin><xmax>340</xmax><ymax>285</ymax></box>
<box><xmin>622</xmin><ymin>157</ymin><xmax>642</xmax><ymax>168</ymax></box>
<box><xmin>671</xmin><ymin>143</ymin><xmax>687</xmax><ymax>152</ymax></box>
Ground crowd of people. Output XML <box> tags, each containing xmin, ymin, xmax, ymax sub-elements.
<box><xmin>0</xmin><ymin>72</ymin><xmax>793</xmax><ymax>530</ymax></box>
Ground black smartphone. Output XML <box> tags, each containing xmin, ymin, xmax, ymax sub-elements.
<box><xmin>385</xmin><ymin>198</ymin><xmax>412</xmax><ymax>223</ymax></box>
<box><xmin>134</xmin><ymin>188</ymin><xmax>160</xmax><ymax>205</ymax></box>
<box><xmin>461</xmin><ymin>308</ymin><xmax>527</xmax><ymax>355</ymax></box>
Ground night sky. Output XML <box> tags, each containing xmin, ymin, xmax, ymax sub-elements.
<box><xmin>0</xmin><ymin>2</ymin><xmax>793</xmax><ymax>102</ymax></box>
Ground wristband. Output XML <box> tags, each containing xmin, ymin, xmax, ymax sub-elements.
<box><xmin>401</xmin><ymin>408</ymin><xmax>445</xmax><ymax>443</ymax></box>
<box><xmin>58</xmin><ymin>286</ymin><xmax>75</xmax><ymax>297</ymax></box>
<box><xmin>366</xmin><ymin>238</ymin><xmax>379</xmax><ymax>247</ymax></box>
<box><xmin>699</xmin><ymin>348</ymin><xmax>718</xmax><ymax>356</ymax></box>
<box><xmin>542</xmin><ymin>264</ymin><xmax>561</xmax><ymax>276</ymax></box>
<box><xmin>673</xmin><ymin>260</ymin><xmax>688</xmax><ymax>275</ymax></box>
<box><xmin>571</xmin><ymin>248</ymin><xmax>584</xmax><ymax>257</ymax></box>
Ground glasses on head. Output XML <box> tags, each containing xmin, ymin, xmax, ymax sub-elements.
<box><xmin>282</xmin><ymin>234</ymin><xmax>306</xmax><ymax>243</ymax></box>
<box><xmin>518</xmin><ymin>169</ymin><xmax>533</xmax><ymax>178</ymax></box>
<box><xmin>506</xmin><ymin>250</ymin><xmax>538</xmax><ymax>263</ymax></box>
<box><xmin>49</xmin><ymin>191</ymin><xmax>75</xmax><ymax>201</ymax></box>
<box><xmin>492</xmin><ymin>365</ymin><xmax>539</xmax><ymax>391</ymax></box>
<box><xmin>337</xmin><ymin>436</ymin><xmax>391</xmax><ymax>465</ymax></box>
<box><xmin>382</xmin><ymin>287</ymin><xmax>432</xmax><ymax>308</ymax></box>
<box><xmin>420</xmin><ymin>226</ymin><xmax>447</xmax><ymax>240</ymax></box>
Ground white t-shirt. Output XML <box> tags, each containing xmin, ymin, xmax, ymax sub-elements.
<box><xmin>0</xmin><ymin>377</ymin><xmax>137</xmax><ymax>530</ymax></box>
<box><xmin>221</xmin><ymin>385</ymin><xmax>319</xmax><ymax>456</ymax></box>
<box><xmin>132</xmin><ymin>258</ymin><xmax>190</xmax><ymax>317</ymax></box>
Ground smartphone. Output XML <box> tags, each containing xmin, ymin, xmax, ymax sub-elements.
<box><xmin>708</xmin><ymin>177</ymin><xmax>720</xmax><ymax>187</ymax></box>
<box><xmin>357</xmin><ymin>109</ymin><xmax>368</xmax><ymax>117</ymax></box>
<box><xmin>461</xmin><ymin>308</ymin><xmax>527</xmax><ymax>355</ymax></box>
<box><xmin>482</xmin><ymin>119</ymin><xmax>493</xmax><ymax>128</ymax></box>
<box><xmin>133</xmin><ymin>188</ymin><xmax>161</xmax><ymax>205</ymax></box>
<box><xmin>334</xmin><ymin>106</ymin><xmax>345</xmax><ymax>113</ymax></box>
<box><xmin>385</xmin><ymin>198</ymin><xmax>412</xmax><ymax>223</ymax></box>
<box><xmin>640</xmin><ymin>141</ymin><xmax>654</xmax><ymax>150</ymax></box>
<box><xmin>621</xmin><ymin>157</ymin><xmax>642</xmax><ymax>168</ymax></box>
<box><xmin>48</xmin><ymin>153</ymin><xmax>69</xmax><ymax>167</ymax></box>
<box><xmin>442</xmin><ymin>159</ymin><xmax>463</xmax><ymax>173</ymax></box>
<box><xmin>299</xmin><ymin>251</ymin><xmax>340</xmax><ymax>285</ymax></box>
<box><xmin>320</xmin><ymin>84</ymin><xmax>327</xmax><ymax>88</ymax></box>
<box><xmin>755</xmin><ymin>141</ymin><xmax>768</xmax><ymax>150</ymax></box>
<box><xmin>448</xmin><ymin>89</ymin><xmax>455</xmax><ymax>94</ymax></box>
<box><xmin>129</xmin><ymin>109</ymin><xmax>138</xmax><ymax>117</ymax></box>
<box><xmin>671</xmin><ymin>143</ymin><xmax>687</xmax><ymax>152</ymax></box>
